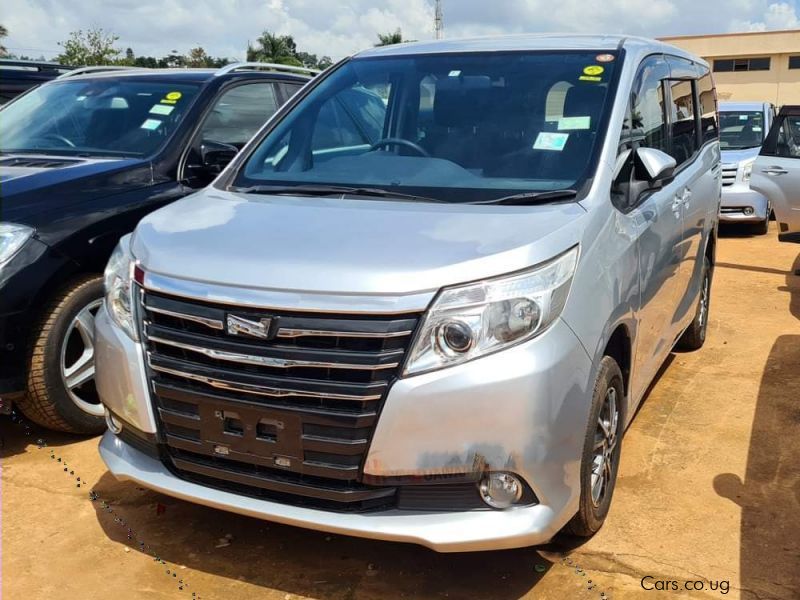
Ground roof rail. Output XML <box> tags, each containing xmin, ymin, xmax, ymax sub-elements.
<box><xmin>0</xmin><ymin>59</ymin><xmax>70</xmax><ymax>72</ymax></box>
<box><xmin>56</xmin><ymin>66</ymin><xmax>148</xmax><ymax>79</ymax></box>
<box><xmin>214</xmin><ymin>62</ymin><xmax>319</xmax><ymax>77</ymax></box>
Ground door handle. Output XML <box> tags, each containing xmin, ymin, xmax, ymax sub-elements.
<box><xmin>762</xmin><ymin>166</ymin><xmax>789</xmax><ymax>176</ymax></box>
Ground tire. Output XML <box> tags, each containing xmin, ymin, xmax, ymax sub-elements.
<box><xmin>565</xmin><ymin>356</ymin><xmax>624</xmax><ymax>537</ymax></box>
<box><xmin>676</xmin><ymin>255</ymin><xmax>711</xmax><ymax>351</ymax></box>
<box><xmin>17</xmin><ymin>276</ymin><xmax>107</xmax><ymax>434</ymax></box>
<box><xmin>753</xmin><ymin>217</ymin><xmax>769</xmax><ymax>236</ymax></box>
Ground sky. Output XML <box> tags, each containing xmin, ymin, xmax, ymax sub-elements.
<box><xmin>2</xmin><ymin>0</ymin><xmax>800</xmax><ymax>61</ymax></box>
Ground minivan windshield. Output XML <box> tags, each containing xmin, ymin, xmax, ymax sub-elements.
<box><xmin>719</xmin><ymin>110</ymin><xmax>765</xmax><ymax>150</ymax></box>
<box><xmin>236</xmin><ymin>51</ymin><xmax>619</xmax><ymax>203</ymax></box>
<box><xmin>0</xmin><ymin>79</ymin><xmax>200</xmax><ymax>157</ymax></box>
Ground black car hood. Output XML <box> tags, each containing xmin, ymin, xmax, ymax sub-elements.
<box><xmin>0</xmin><ymin>153</ymin><xmax>153</xmax><ymax>223</ymax></box>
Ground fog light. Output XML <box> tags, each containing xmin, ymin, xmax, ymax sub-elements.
<box><xmin>743</xmin><ymin>207</ymin><xmax>754</xmax><ymax>215</ymax></box>
<box><xmin>436</xmin><ymin>320</ymin><xmax>474</xmax><ymax>355</ymax></box>
<box><xmin>479</xmin><ymin>472</ymin><xmax>523</xmax><ymax>509</ymax></box>
<box><xmin>104</xmin><ymin>408</ymin><xmax>123</xmax><ymax>434</ymax></box>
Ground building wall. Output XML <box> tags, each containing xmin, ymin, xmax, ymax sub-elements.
<box><xmin>660</xmin><ymin>30</ymin><xmax>800</xmax><ymax>107</ymax></box>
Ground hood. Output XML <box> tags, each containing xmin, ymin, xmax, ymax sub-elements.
<box><xmin>720</xmin><ymin>147</ymin><xmax>761</xmax><ymax>166</ymax></box>
<box><xmin>0</xmin><ymin>153</ymin><xmax>151</xmax><ymax>223</ymax></box>
<box><xmin>133</xmin><ymin>188</ymin><xmax>586</xmax><ymax>297</ymax></box>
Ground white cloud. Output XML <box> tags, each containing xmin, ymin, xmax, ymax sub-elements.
<box><xmin>2</xmin><ymin>0</ymin><xmax>799</xmax><ymax>61</ymax></box>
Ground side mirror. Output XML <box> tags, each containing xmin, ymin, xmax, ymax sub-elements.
<box><xmin>200</xmin><ymin>140</ymin><xmax>239</xmax><ymax>174</ymax></box>
<box><xmin>634</xmin><ymin>147</ymin><xmax>676</xmax><ymax>184</ymax></box>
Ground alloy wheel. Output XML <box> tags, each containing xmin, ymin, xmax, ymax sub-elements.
<box><xmin>591</xmin><ymin>386</ymin><xmax>620</xmax><ymax>507</ymax></box>
<box><xmin>59</xmin><ymin>298</ymin><xmax>105</xmax><ymax>416</ymax></box>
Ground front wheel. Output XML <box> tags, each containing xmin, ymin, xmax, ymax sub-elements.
<box><xmin>565</xmin><ymin>356</ymin><xmax>624</xmax><ymax>537</ymax></box>
<box><xmin>17</xmin><ymin>276</ymin><xmax>107</xmax><ymax>434</ymax></box>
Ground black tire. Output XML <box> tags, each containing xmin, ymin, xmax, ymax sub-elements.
<box><xmin>676</xmin><ymin>255</ymin><xmax>712</xmax><ymax>351</ymax></box>
<box><xmin>565</xmin><ymin>356</ymin><xmax>624</xmax><ymax>537</ymax></box>
<box><xmin>17</xmin><ymin>276</ymin><xmax>107</xmax><ymax>434</ymax></box>
<box><xmin>753</xmin><ymin>217</ymin><xmax>769</xmax><ymax>236</ymax></box>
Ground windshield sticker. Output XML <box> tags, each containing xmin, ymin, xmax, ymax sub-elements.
<box><xmin>140</xmin><ymin>118</ymin><xmax>163</xmax><ymax>131</ymax></box>
<box><xmin>165</xmin><ymin>91</ymin><xmax>182</xmax><ymax>101</ymax></box>
<box><xmin>448</xmin><ymin>70</ymin><xmax>461</xmax><ymax>77</ymax></box>
<box><xmin>583</xmin><ymin>65</ymin><xmax>604</xmax><ymax>76</ymax></box>
<box><xmin>149</xmin><ymin>104</ymin><xmax>175</xmax><ymax>116</ymax></box>
<box><xmin>533</xmin><ymin>132</ymin><xmax>569</xmax><ymax>151</ymax></box>
<box><xmin>595</xmin><ymin>53</ymin><xmax>616</xmax><ymax>63</ymax></box>
<box><xmin>558</xmin><ymin>116</ymin><xmax>591</xmax><ymax>130</ymax></box>
<box><xmin>739</xmin><ymin>115</ymin><xmax>749</xmax><ymax>120</ymax></box>
<box><xmin>579</xmin><ymin>75</ymin><xmax>602</xmax><ymax>83</ymax></box>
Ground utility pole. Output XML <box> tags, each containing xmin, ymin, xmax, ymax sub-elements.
<box><xmin>435</xmin><ymin>0</ymin><xmax>443</xmax><ymax>39</ymax></box>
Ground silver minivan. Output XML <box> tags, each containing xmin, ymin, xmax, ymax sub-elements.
<box><xmin>96</xmin><ymin>35</ymin><xmax>720</xmax><ymax>552</ymax></box>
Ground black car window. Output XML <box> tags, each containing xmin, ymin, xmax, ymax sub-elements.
<box><xmin>667</xmin><ymin>79</ymin><xmax>697</xmax><ymax>166</ymax></box>
<box><xmin>0</xmin><ymin>79</ymin><xmax>200</xmax><ymax>157</ymax></box>
<box><xmin>198</xmin><ymin>82</ymin><xmax>279</xmax><ymax>149</ymax></box>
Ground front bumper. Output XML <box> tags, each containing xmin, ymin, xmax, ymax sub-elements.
<box><xmin>96</xmin><ymin>301</ymin><xmax>593</xmax><ymax>551</ymax></box>
<box><xmin>719</xmin><ymin>186</ymin><xmax>770</xmax><ymax>223</ymax></box>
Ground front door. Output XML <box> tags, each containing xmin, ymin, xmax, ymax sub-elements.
<box><xmin>752</xmin><ymin>106</ymin><xmax>800</xmax><ymax>241</ymax></box>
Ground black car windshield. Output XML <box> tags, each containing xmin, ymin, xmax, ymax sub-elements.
<box><xmin>236</xmin><ymin>51</ymin><xmax>619</xmax><ymax>203</ymax></box>
<box><xmin>719</xmin><ymin>110</ymin><xmax>765</xmax><ymax>150</ymax></box>
<box><xmin>0</xmin><ymin>79</ymin><xmax>200</xmax><ymax>157</ymax></box>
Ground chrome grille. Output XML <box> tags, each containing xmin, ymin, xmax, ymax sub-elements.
<box><xmin>721</xmin><ymin>164</ymin><xmax>738</xmax><ymax>187</ymax></box>
<box><xmin>139</xmin><ymin>287</ymin><xmax>421</xmax><ymax>509</ymax></box>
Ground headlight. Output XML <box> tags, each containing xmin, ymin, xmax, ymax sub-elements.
<box><xmin>0</xmin><ymin>223</ymin><xmax>35</xmax><ymax>266</ymax></box>
<box><xmin>104</xmin><ymin>236</ymin><xmax>138</xmax><ymax>341</ymax></box>
<box><xmin>404</xmin><ymin>246</ymin><xmax>578</xmax><ymax>375</ymax></box>
<box><xmin>741</xmin><ymin>161</ymin><xmax>754</xmax><ymax>183</ymax></box>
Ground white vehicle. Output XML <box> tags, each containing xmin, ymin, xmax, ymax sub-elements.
<box><xmin>718</xmin><ymin>102</ymin><xmax>775</xmax><ymax>234</ymax></box>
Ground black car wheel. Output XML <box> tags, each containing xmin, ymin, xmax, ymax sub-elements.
<box><xmin>676</xmin><ymin>255</ymin><xmax>712</xmax><ymax>351</ymax></box>
<box><xmin>17</xmin><ymin>276</ymin><xmax>107</xmax><ymax>434</ymax></box>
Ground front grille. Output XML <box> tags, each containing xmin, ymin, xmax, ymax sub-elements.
<box><xmin>721</xmin><ymin>164</ymin><xmax>738</xmax><ymax>187</ymax></box>
<box><xmin>139</xmin><ymin>287</ymin><xmax>421</xmax><ymax>510</ymax></box>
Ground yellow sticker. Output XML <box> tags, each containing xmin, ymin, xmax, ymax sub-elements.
<box><xmin>165</xmin><ymin>91</ymin><xmax>182</xmax><ymax>101</ymax></box>
<box><xmin>579</xmin><ymin>75</ymin><xmax>602</xmax><ymax>82</ymax></box>
<box><xmin>583</xmin><ymin>65</ymin><xmax>604</xmax><ymax>76</ymax></box>
<box><xmin>160</xmin><ymin>99</ymin><xmax>177</xmax><ymax>105</ymax></box>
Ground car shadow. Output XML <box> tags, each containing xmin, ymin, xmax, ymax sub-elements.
<box><xmin>0</xmin><ymin>411</ymin><xmax>93</xmax><ymax>459</ymax></box>
<box><xmin>712</xmin><ymin>254</ymin><xmax>800</xmax><ymax>599</ymax></box>
<box><xmin>717</xmin><ymin>222</ymin><xmax>761</xmax><ymax>238</ymax></box>
<box><xmin>89</xmin><ymin>470</ymin><xmax>550</xmax><ymax>599</ymax></box>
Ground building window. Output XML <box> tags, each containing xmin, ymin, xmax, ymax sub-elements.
<box><xmin>790</xmin><ymin>56</ymin><xmax>800</xmax><ymax>69</ymax></box>
<box><xmin>713</xmin><ymin>57</ymin><xmax>771</xmax><ymax>72</ymax></box>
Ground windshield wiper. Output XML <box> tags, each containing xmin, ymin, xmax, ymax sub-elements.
<box><xmin>472</xmin><ymin>189</ymin><xmax>578</xmax><ymax>206</ymax></box>
<box><xmin>230</xmin><ymin>184</ymin><xmax>445</xmax><ymax>203</ymax></box>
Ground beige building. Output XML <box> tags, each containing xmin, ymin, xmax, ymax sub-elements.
<box><xmin>660</xmin><ymin>29</ymin><xmax>800</xmax><ymax>106</ymax></box>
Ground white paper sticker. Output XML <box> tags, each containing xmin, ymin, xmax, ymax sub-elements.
<box><xmin>140</xmin><ymin>118</ymin><xmax>163</xmax><ymax>131</ymax></box>
<box><xmin>558</xmin><ymin>116</ymin><xmax>591</xmax><ymax>130</ymax></box>
<box><xmin>753</xmin><ymin>126</ymin><xmax>762</xmax><ymax>132</ymax></box>
<box><xmin>533</xmin><ymin>132</ymin><xmax>569</xmax><ymax>151</ymax></box>
<box><xmin>739</xmin><ymin>115</ymin><xmax>748</xmax><ymax>121</ymax></box>
<box><xmin>448</xmin><ymin>70</ymin><xmax>461</xmax><ymax>77</ymax></box>
<box><xmin>149</xmin><ymin>104</ymin><xmax>174</xmax><ymax>116</ymax></box>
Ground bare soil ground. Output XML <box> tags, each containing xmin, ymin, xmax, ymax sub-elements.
<box><xmin>3</xmin><ymin>222</ymin><xmax>799</xmax><ymax>600</ymax></box>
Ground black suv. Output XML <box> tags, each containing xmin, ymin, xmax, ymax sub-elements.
<box><xmin>0</xmin><ymin>59</ymin><xmax>72</xmax><ymax>104</ymax></box>
<box><xmin>0</xmin><ymin>63</ymin><xmax>314</xmax><ymax>432</ymax></box>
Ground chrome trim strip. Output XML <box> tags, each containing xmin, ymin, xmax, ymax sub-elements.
<box><xmin>147</xmin><ymin>359</ymin><xmax>383</xmax><ymax>402</ymax></box>
<box><xmin>144</xmin><ymin>305</ymin><xmax>224</xmax><ymax>331</ymax></box>
<box><xmin>142</xmin><ymin>271</ymin><xmax>435</xmax><ymax>315</ymax></box>
<box><xmin>277</xmin><ymin>328</ymin><xmax>412</xmax><ymax>339</ymax></box>
<box><xmin>302</xmin><ymin>434</ymin><xmax>369</xmax><ymax>446</ymax></box>
<box><xmin>148</xmin><ymin>335</ymin><xmax>399</xmax><ymax>371</ymax></box>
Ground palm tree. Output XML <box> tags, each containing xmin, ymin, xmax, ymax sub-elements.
<box><xmin>0</xmin><ymin>24</ymin><xmax>9</xmax><ymax>57</ymax></box>
<box><xmin>247</xmin><ymin>31</ymin><xmax>302</xmax><ymax>66</ymax></box>
<box><xmin>375</xmin><ymin>29</ymin><xmax>406</xmax><ymax>47</ymax></box>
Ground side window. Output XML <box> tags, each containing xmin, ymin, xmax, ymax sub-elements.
<box><xmin>277</xmin><ymin>82</ymin><xmax>302</xmax><ymax>101</ymax></box>
<box><xmin>696</xmin><ymin>69</ymin><xmax>718</xmax><ymax>144</ymax></box>
<box><xmin>198</xmin><ymin>83</ymin><xmax>279</xmax><ymax>148</ymax></box>
<box><xmin>667</xmin><ymin>79</ymin><xmax>697</xmax><ymax>166</ymax></box>
<box><xmin>621</xmin><ymin>59</ymin><xmax>669</xmax><ymax>154</ymax></box>
<box><xmin>767</xmin><ymin>115</ymin><xmax>800</xmax><ymax>158</ymax></box>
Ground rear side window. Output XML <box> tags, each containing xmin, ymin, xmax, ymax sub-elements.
<box><xmin>200</xmin><ymin>83</ymin><xmax>279</xmax><ymax>148</ymax></box>
<box><xmin>764</xmin><ymin>114</ymin><xmax>800</xmax><ymax>158</ymax></box>
<box><xmin>696</xmin><ymin>70</ymin><xmax>718</xmax><ymax>144</ymax></box>
<box><xmin>667</xmin><ymin>79</ymin><xmax>697</xmax><ymax>166</ymax></box>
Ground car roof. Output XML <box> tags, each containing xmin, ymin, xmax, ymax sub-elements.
<box><xmin>49</xmin><ymin>68</ymin><xmax>311</xmax><ymax>85</ymax></box>
<box><xmin>719</xmin><ymin>101</ymin><xmax>770</xmax><ymax>111</ymax></box>
<box><xmin>355</xmin><ymin>33</ymin><xmax>705</xmax><ymax>67</ymax></box>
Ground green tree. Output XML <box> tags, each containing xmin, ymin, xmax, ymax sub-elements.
<box><xmin>0</xmin><ymin>24</ymin><xmax>9</xmax><ymax>57</ymax></box>
<box><xmin>375</xmin><ymin>29</ymin><xmax>406</xmax><ymax>47</ymax></box>
<box><xmin>246</xmin><ymin>31</ymin><xmax>302</xmax><ymax>66</ymax></box>
<box><xmin>56</xmin><ymin>28</ymin><xmax>122</xmax><ymax>66</ymax></box>
<box><xmin>295</xmin><ymin>51</ymin><xmax>333</xmax><ymax>70</ymax></box>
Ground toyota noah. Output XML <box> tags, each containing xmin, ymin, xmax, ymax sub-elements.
<box><xmin>96</xmin><ymin>35</ymin><xmax>720</xmax><ymax>551</ymax></box>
